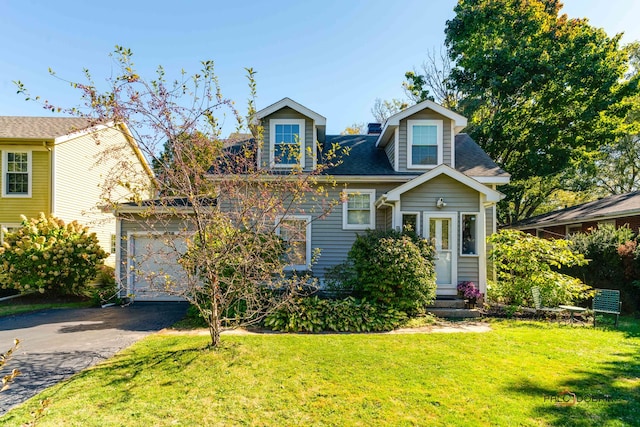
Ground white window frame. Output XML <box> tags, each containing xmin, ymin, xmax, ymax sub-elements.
<box><xmin>0</xmin><ymin>223</ymin><xmax>21</xmax><ymax>243</ymax></box>
<box><xmin>342</xmin><ymin>189</ymin><xmax>376</xmax><ymax>230</ymax></box>
<box><xmin>276</xmin><ymin>215</ymin><xmax>312</xmax><ymax>271</ymax></box>
<box><xmin>407</xmin><ymin>119</ymin><xmax>443</xmax><ymax>169</ymax></box>
<box><xmin>269</xmin><ymin>119</ymin><xmax>306</xmax><ymax>168</ymax></box>
<box><xmin>400</xmin><ymin>211</ymin><xmax>420</xmax><ymax>234</ymax></box>
<box><xmin>460</xmin><ymin>212</ymin><xmax>480</xmax><ymax>257</ymax></box>
<box><xmin>2</xmin><ymin>150</ymin><xmax>32</xmax><ymax>198</ymax></box>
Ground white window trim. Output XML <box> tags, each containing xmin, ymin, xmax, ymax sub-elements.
<box><xmin>0</xmin><ymin>223</ymin><xmax>21</xmax><ymax>243</ymax></box>
<box><xmin>400</xmin><ymin>211</ymin><xmax>421</xmax><ymax>234</ymax></box>
<box><xmin>269</xmin><ymin>119</ymin><xmax>306</xmax><ymax>168</ymax></box>
<box><xmin>2</xmin><ymin>150</ymin><xmax>33</xmax><ymax>198</ymax></box>
<box><xmin>407</xmin><ymin>119</ymin><xmax>443</xmax><ymax>169</ymax></box>
<box><xmin>460</xmin><ymin>212</ymin><xmax>480</xmax><ymax>257</ymax></box>
<box><xmin>342</xmin><ymin>189</ymin><xmax>376</xmax><ymax>230</ymax></box>
<box><xmin>276</xmin><ymin>215</ymin><xmax>312</xmax><ymax>271</ymax></box>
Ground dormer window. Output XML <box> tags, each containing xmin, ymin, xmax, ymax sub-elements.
<box><xmin>407</xmin><ymin>119</ymin><xmax>443</xmax><ymax>168</ymax></box>
<box><xmin>270</xmin><ymin>119</ymin><xmax>305</xmax><ymax>167</ymax></box>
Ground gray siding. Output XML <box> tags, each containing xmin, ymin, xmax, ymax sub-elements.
<box><xmin>306</xmin><ymin>183</ymin><xmax>397</xmax><ymax>277</ymax></box>
<box><xmin>400</xmin><ymin>175</ymin><xmax>481</xmax><ymax>284</ymax></box>
<box><xmin>384</xmin><ymin>139</ymin><xmax>395</xmax><ymax>170</ymax></box>
<box><xmin>397</xmin><ymin>110</ymin><xmax>453</xmax><ymax>172</ymax></box>
<box><xmin>261</xmin><ymin>107</ymin><xmax>315</xmax><ymax>171</ymax></box>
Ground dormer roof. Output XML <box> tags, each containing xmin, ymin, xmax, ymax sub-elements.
<box><xmin>375</xmin><ymin>100</ymin><xmax>468</xmax><ymax>148</ymax></box>
<box><xmin>254</xmin><ymin>97</ymin><xmax>326</xmax><ymax>127</ymax></box>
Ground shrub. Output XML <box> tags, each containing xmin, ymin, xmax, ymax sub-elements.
<box><xmin>567</xmin><ymin>224</ymin><xmax>640</xmax><ymax>311</ymax></box>
<box><xmin>91</xmin><ymin>265</ymin><xmax>119</xmax><ymax>306</ymax></box>
<box><xmin>343</xmin><ymin>229</ymin><xmax>436</xmax><ymax>314</ymax></box>
<box><xmin>0</xmin><ymin>214</ymin><xmax>108</xmax><ymax>296</ymax></box>
<box><xmin>487</xmin><ymin>229</ymin><xmax>591</xmax><ymax>306</ymax></box>
<box><xmin>264</xmin><ymin>296</ymin><xmax>407</xmax><ymax>332</ymax></box>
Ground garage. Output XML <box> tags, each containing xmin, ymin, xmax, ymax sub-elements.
<box><xmin>127</xmin><ymin>232</ymin><xmax>188</xmax><ymax>301</ymax></box>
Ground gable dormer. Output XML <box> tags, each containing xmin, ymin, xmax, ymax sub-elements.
<box><xmin>254</xmin><ymin>98</ymin><xmax>326</xmax><ymax>171</ymax></box>
<box><xmin>375</xmin><ymin>100</ymin><xmax>467</xmax><ymax>172</ymax></box>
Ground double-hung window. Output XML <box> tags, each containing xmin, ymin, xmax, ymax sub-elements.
<box><xmin>276</xmin><ymin>215</ymin><xmax>311</xmax><ymax>271</ymax></box>
<box><xmin>2</xmin><ymin>151</ymin><xmax>32</xmax><ymax>197</ymax></box>
<box><xmin>342</xmin><ymin>190</ymin><xmax>375</xmax><ymax>230</ymax></box>
<box><xmin>270</xmin><ymin>119</ymin><xmax>305</xmax><ymax>167</ymax></box>
<box><xmin>407</xmin><ymin>119</ymin><xmax>442</xmax><ymax>168</ymax></box>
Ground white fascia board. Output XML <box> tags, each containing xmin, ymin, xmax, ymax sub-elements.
<box><xmin>384</xmin><ymin>164</ymin><xmax>504</xmax><ymax>203</ymax></box>
<box><xmin>472</xmin><ymin>176</ymin><xmax>511</xmax><ymax>185</ymax></box>
<box><xmin>254</xmin><ymin>97</ymin><xmax>326</xmax><ymax>126</ymax></box>
<box><xmin>384</xmin><ymin>100</ymin><xmax>467</xmax><ymax>130</ymax></box>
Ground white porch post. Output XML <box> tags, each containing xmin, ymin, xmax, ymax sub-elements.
<box><xmin>478</xmin><ymin>194</ymin><xmax>488</xmax><ymax>295</ymax></box>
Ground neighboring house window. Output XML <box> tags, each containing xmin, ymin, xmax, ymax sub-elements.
<box><xmin>2</xmin><ymin>151</ymin><xmax>32</xmax><ymax>197</ymax></box>
<box><xmin>110</xmin><ymin>234</ymin><xmax>117</xmax><ymax>254</ymax></box>
<box><xmin>0</xmin><ymin>224</ymin><xmax>20</xmax><ymax>243</ymax></box>
<box><xmin>276</xmin><ymin>215</ymin><xmax>311</xmax><ymax>271</ymax></box>
<box><xmin>342</xmin><ymin>190</ymin><xmax>375</xmax><ymax>230</ymax></box>
<box><xmin>461</xmin><ymin>213</ymin><xmax>478</xmax><ymax>256</ymax></box>
<box><xmin>401</xmin><ymin>212</ymin><xmax>420</xmax><ymax>234</ymax></box>
<box><xmin>270</xmin><ymin>119</ymin><xmax>305</xmax><ymax>167</ymax></box>
<box><xmin>565</xmin><ymin>224</ymin><xmax>582</xmax><ymax>237</ymax></box>
<box><xmin>407</xmin><ymin>119</ymin><xmax>442</xmax><ymax>168</ymax></box>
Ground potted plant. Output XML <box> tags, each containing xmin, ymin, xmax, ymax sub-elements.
<box><xmin>457</xmin><ymin>281</ymin><xmax>482</xmax><ymax>308</ymax></box>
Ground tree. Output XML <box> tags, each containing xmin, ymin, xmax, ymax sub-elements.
<box><xmin>16</xmin><ymin>46</ymin><xmax>345</xmax><ymax>347</ymax></box>
<box><xmin>340</xmin><ymin>123</ymin><xmax>366</xmax><ymax>135</ymax></box>
<box><xmin>370</xmin><ymin>98</ymin><xmax>408</xmax><ymax>123</ymax></box>
<box><xmin>403</xmin><ymin>46</ymin><xmax>461</xmax><ymax>110</ymax></box>
<box><xmin>444</xmin><ymin>0</ymin><xmax>639</xmax><ymax>223</ymax></box>
<box><xmin>488</xmin><ymin>229</ymin><xmax>590</xmax><ymax>306</ymax></box>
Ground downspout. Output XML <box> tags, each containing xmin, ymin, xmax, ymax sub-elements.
<box><xmin>375</xmin><ymin>195</ymin><xmax>396</xmax><ymax>231</ymax></box>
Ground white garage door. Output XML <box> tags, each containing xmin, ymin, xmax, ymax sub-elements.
<box><xmin>129</xmin><ymin>233</ymin><xmax>188</xmax><ymax>301</ymax></box>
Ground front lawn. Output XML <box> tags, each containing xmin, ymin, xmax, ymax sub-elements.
<box><xmin>3</xmin><ymin>319</ymin><xmax>640</xmax><ymax>426</ymax></box>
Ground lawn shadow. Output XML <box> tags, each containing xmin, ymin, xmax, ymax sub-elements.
<box><xmin>505</xmin><ymin>347</ymin><xmax>640</xmax><ymax>426</ymax></box>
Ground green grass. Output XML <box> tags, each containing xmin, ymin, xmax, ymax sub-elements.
<box><xmin>3</xmin><ymin>319</ymin><xmax>640</xmax><ymax>426</ymax></box>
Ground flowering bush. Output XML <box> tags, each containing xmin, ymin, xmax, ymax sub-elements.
<box><xmin>457</xmin><ymin>281</ymin><xmax>482</xmax><ymax>299</ymax></box>
<box><xmin>0</xmin><ymin>214</ymin><xmax>108</xmax><ymax>296</ymax></box>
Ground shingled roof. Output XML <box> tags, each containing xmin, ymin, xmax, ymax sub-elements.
<box><xmin>0</xmin><ymin>116</ymin><xmax>93</xmax><ymax>140</ymax></box>
<box><xmin>322</xmin><ymin>133</ymin><xmax>509</xmax><ymax>179</ymax></box>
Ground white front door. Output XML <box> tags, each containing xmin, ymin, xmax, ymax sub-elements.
<box><xmin>423</xmin><ymin>213</ymin><xmax>457</xmax><ymax>296</ymax></box>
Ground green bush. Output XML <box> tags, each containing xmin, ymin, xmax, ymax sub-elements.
<box><xmin>488</xmin><ymin>229</ymin><xmax>591</xmax><ymax>306</ymax></box>
<box><xmin>0</xmin><ymin>213</ymin><xmax>108</xmax><ymax>296</ymax></box>
<box><xmin>264</xmin><ymin>296</ymin><xmax>407</xmax><ymax>332</ymax></box>
<box><xmin>342</xmin><ymin>230</ymin><xmax>436</xmax><ymax>314</ymax></box>
<box><xmin>567</xmin><ymin>224</ymin><xmax>640</xmax><ymax>312</ymax></box>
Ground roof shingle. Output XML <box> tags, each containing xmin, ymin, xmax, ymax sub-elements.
<box><xmin>0</xmin><ymin>116</ymin><xmax>93</xmax><ymax>140</ymax></box>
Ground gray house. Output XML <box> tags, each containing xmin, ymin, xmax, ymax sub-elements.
<box><xmin>114</xmin><ymin>98</ymin><xmax>510</xmax><ymax>301</ymax></box>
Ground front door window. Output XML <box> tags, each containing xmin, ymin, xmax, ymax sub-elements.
<box><xmin>429</xmin><ymin>218</ymin><xmax>452</xmax><ymax>285</ymax></box>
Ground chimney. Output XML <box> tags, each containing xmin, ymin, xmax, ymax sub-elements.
<box><xmin>367</xmin><ymin>123</ymin><xmax>382</xmax><ymax>135</ymax></box>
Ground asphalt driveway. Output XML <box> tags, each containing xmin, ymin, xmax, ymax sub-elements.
<box><xmin>0</xmin><ymin>302</ymin><xmax>188</xmax><ymax>416</ymax></box>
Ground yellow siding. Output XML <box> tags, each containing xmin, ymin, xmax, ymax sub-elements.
<box><xmin>0</xmin><ymin>148</ymin><xmax>50</xmax><ymax>224</ymax></box>
<box><xmin>54</xmin><ymin>125</ymin><xmax>153</xmax><ymax>265</ymax></box>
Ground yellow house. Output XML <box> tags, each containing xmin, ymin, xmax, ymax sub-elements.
<box><xmin>0</xmin><ymin>116</ymin><xmax>153</xmax><ymax>265</ymax></box>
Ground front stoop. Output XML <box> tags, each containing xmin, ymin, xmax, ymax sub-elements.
<box><xmin>426</xmin><ymin>297</ymin><xmax>481</xmax><ymax>319</ymax></box>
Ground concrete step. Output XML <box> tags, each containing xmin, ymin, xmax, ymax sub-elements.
<box><xmin>427</xmin><ymin>298</ymin><xmax>466</xmax><ymax>309</ymax></box>
<box><xmin>426</xmin><ymin>307</ymin><xmax>482</xmax><ymax>319</ymax></box>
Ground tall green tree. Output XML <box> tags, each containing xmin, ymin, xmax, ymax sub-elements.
<box><xmin>444</xmin><ymin>0</ymin><xmax>638</xmax><ymax>223</ymax></box>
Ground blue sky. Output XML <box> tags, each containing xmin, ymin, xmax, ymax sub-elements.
<box><xmin>1</xmin><ymin>0</ymin><xmax>639</xmax><ymax>135</ymax></box>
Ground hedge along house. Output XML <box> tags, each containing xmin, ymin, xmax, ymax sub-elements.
<box><xmin>0</xmin><ymin>117</ymin><xmax>154</xmax><ymax>266</ymax></box>
<box><xmin>114</xmin><ymin>98</ymin><xmax>510</xmax><ymax>301</ymax></box>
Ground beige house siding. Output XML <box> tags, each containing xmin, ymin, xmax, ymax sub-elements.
<box><xmin>54</xmin><ymin>125</ymin><xmax>152</xmax><ymax>265</ymax></box>
<box><xmin>397</xmin><ymin>110</ymin><xmax>452</xmax><ymax>172</ymax></box>
<box><xmin>0</xmin><ymin>148</ymin><xmax>50</xmax><ymax>224</ymax></box>
<box><xmin>260</xmin><ymin>107</ymin><xmax>315</xmax><ymax>170</ymax></box>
